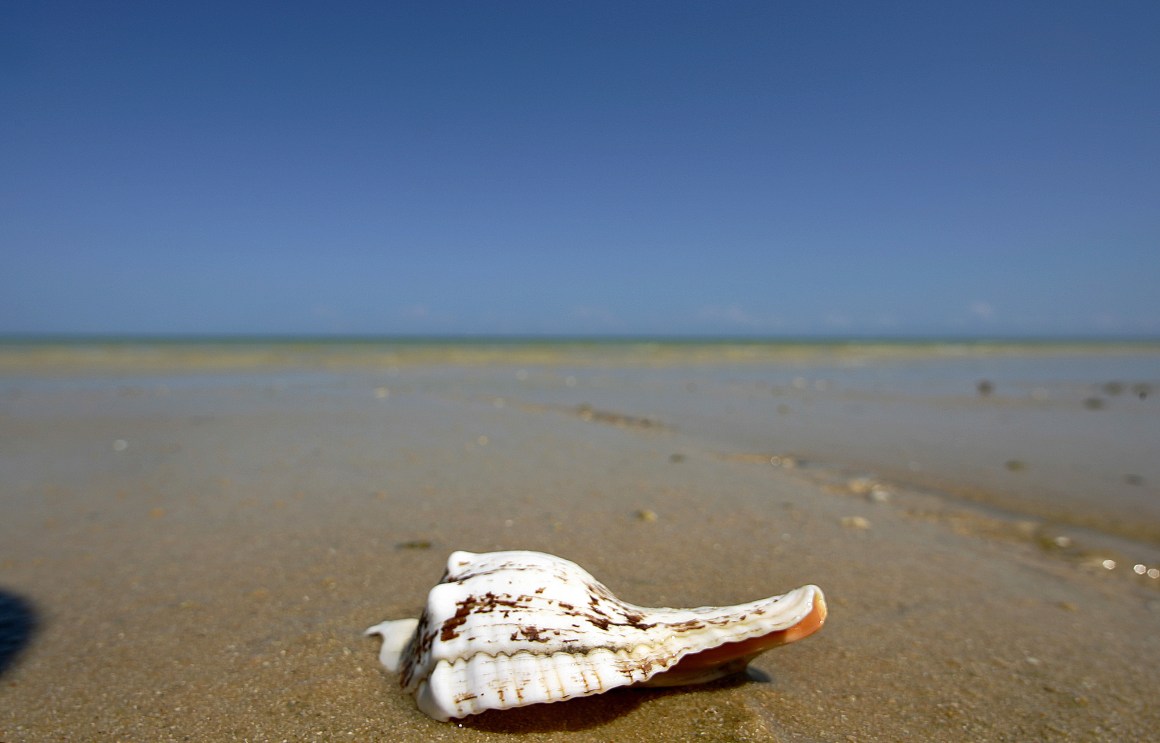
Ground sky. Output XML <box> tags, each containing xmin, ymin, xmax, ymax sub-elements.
<box><xmin>2</xmin><ymin>1</ymin><xmax>1158</xmax><ymax>338</ymax></box>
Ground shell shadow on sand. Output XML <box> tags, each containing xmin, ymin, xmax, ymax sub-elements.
<box><xmin>0</xmin><ymin>590</ymin><xmax>38</xmax><ymax>676</ymax></box>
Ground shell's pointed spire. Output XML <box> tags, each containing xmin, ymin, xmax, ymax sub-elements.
<box><xmin>366</xmin><ymin>549</ymin><xmax>827</xmax><ymax>721</ymax></box>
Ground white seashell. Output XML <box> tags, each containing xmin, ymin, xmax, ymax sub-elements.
<box><xmin>366</xmin><ymin>549</ymin><xmax>826</xmax><ymax>721</ymax></box>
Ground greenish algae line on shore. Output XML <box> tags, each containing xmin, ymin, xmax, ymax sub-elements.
<box><xmin>2</xmin><ymin>337</ymin><xmax>1158</xmax><ymax>375</ymax></box>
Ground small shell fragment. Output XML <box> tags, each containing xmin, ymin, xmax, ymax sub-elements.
<box><xmin>366</xmin><ymin>549</ymin><xmax>826</xmax><ymax>721</ymax></box>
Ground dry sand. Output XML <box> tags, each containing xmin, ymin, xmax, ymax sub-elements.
<box><xmin>1</xmin><ymin>348</ymin><xmax>1158</xmax><ymax>741</ymax></box>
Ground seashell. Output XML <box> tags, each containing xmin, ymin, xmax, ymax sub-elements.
<box><xmin>365</xmin><ymin>549</ymin><xmax>826</xmax><ymax>721</ymax></box>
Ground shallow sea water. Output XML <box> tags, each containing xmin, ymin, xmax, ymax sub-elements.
<box><xmin>3</xmin><ymin>340</ymin><xmax>1157</xmax><ymax>546</ymax></box>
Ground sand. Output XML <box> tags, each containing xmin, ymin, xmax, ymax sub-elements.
<box><xmin>1</xmin><ymin>343</ymin><xmax>1158</xmax><ymax>741</ymax></box>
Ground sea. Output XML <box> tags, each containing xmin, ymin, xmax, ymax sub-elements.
<box><xmin>2</xmin><ymin>335</ymin><xmax>1158</xmax><ymax>554</ymax></box>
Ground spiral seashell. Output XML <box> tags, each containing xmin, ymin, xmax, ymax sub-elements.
<box><xmin>366</xmin><ymin>549</ymin><xmax>826</xmax><ymax>721</ymax></box>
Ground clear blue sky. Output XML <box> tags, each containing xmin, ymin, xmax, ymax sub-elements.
<box><xmin>3</xmin><ymin>1</ymin><xmax>1158</xmax><ymax>337</ymax></box>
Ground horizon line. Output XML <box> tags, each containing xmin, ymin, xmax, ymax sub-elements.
<box><xmin>2</xmin><ymin>331</ymin><xmax>1159</xmax><ymax>346</ymax></box>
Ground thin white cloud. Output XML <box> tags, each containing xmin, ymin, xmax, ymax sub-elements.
<box><xmin>697</xmin><ymin>304</ymin><xmax>783</xmax><ymax>330</ymax></box>
<box><xmin>969</xmin><ymin>301</ymin><xmax>995</xmax><ymax>321</ymax></box>
<box><xmin>399</xmin><ymin>304</ymin><xmax>458</xmax><ymax>326</ymax></box>
<box><xmin>571</xmin><ymin>305</ymin><xmax>620</xmax><ymax>326</ymax></box>
<box><xmin>824</xmin><ymin>311</ymin><xmax>852</xmax><ymax>329</ymax></box>
<box><xmin>402</xmin><ymin>304</ymin><xmax>431</xmax><ymax>319</ymax></box>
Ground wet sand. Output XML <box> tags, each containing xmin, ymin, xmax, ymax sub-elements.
<box><xmin>1</xmin><ymin>343</ymin><xmax>1158</xmax><ymax>740</ymax></box>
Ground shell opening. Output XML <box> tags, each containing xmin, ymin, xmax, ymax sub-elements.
<box><xmin>642</xmin><ymin>586</ymin><xmax>827</xmax><ymax>687</ymax></box>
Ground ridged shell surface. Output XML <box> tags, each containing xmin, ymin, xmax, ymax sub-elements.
<box><xmin>366</xmin><ymin>549</ymin><xmax>824</xmax><ymax>721</ymax></box>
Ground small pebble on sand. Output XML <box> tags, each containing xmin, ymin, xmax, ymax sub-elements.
<box><xmin>396</xmin><ymin>540</ymin><xmax>432</xmax><ymax>550</ymax></box>
<box><xmin>841</xmin><ymin>516</ymin><xmax>871</xmax><ymax>530</ymax></box>
<box><xmin>846</xmin><ymin>477</ymin><xmax>874</xmax><ymax>495</ymax></box>
<box><xmin>635</xmin><ymin>509</ymin><xmax>658</xmax><ymax>523</ymax></box>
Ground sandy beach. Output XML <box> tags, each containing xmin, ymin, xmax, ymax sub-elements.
<box><xmin>1</xmin><ymin>341</ymin><xmax>1158</xmax><ymax>741</ymax></box>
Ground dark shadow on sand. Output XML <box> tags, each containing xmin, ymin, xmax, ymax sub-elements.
<box><xmin>0</xmin><ymin>590</ymin><xmax>38</xmax><ymax>676</ymax></box>
<box><xmin>461</xmin><ymin>671</ymin><xmax>766</xmax><ymax>733</ymax></box>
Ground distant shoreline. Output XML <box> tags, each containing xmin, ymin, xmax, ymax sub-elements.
<box><xmin>2</xmin><ymin>334</ymin><xmax>1158</xmax><ymax>376</ymax></box>
<box><xmin>2</xmin><ymin>332</ymin><xmax>1158</xmax><ymax>348</ymax></box>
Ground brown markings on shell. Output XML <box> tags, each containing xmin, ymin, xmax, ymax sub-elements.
<box><xmin>518</xmin><ymin>625</ymin><xmax>549</xmax><ymax>642</ymax></box>
<box><xmin>448</xmin><ymin>561</ymin><xmax>546</xmax><ymax>586</ymax></box>
<box><xmin>622</xmin><ymin>610</ymin><xmax>655</xmax><ymax>630</ymax></box>
<box><xmin>441</xmin><ymin>592</ymin><xmax>526</xmax><ymax>642</ymax></box>
<box><xmin>441</xmin><ymin>577</ymin><xmax>665</xmax><ymax>649</ymax></box>
<box><xmin>507</xmin><ymin>626</ymin><xmax>553</xmax><ymax>643</ymax></box>
<box><xmin>400</xmin><ymin>608</ymin><xmax>437</xmax><ymax>689</ymax></box>
<box><xmin>567</xmin><ymin>580</ymin><xmax>660</xmax><ymax>633</ymax></box>
<box><xmin>587</xmin><ymin>615</ymin><xmax>610</xmax><ymax>631</ymax></box>
<box><xmin>613</xmin><ymin>657</ymin><xmax>639</xmax><ymax>681</ymax></box>
<box><xmin>667</xmin><ymin>619</ymin><xmax>707</xmax><ymax>632</ymax></box>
